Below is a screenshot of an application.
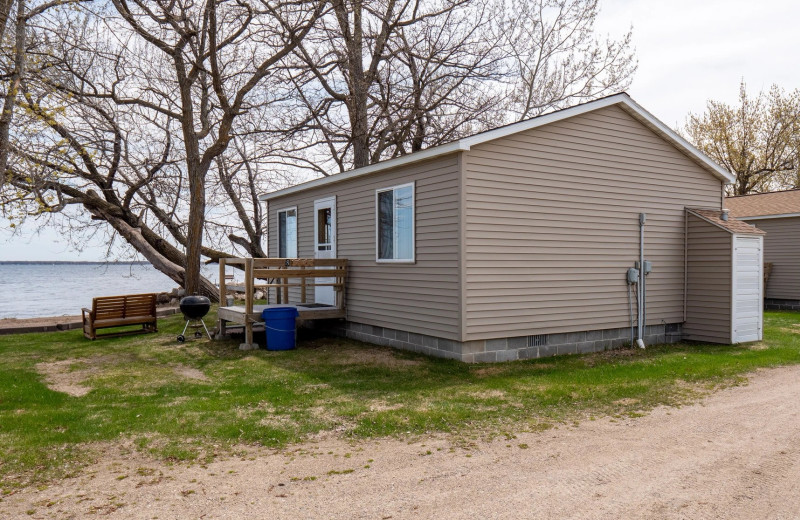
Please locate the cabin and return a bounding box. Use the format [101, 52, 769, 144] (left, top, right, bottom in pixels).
[727, 190, 800, 310]
[242, 93, 764, 362]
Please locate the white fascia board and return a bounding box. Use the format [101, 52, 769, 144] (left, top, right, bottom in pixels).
[258, 141, 469, 201]
[617, 97, 736, 184]
[259, 93, 735, 201]
[737, 212, 800, 221]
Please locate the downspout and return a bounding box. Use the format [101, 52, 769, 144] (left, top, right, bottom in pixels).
[683, 209, 688, 323]
[637, 213, 646, 348]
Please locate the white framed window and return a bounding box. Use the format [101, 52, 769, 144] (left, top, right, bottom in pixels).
[277, 207, 298, 258]
[375, 182, 415, 263]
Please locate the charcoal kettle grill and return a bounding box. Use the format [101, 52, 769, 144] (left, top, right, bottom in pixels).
[177, 295, 212, 342]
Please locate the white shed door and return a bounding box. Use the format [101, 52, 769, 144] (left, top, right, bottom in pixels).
[732, 236, 763, 343]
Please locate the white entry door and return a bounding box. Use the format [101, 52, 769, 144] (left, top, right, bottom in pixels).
[314, 196, 337, 306]
[732, 236, 763, 343]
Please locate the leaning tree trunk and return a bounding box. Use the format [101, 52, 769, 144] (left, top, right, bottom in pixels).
[91, 208, 219, 301]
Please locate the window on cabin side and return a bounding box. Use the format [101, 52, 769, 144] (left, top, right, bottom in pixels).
[278, 208, 297, 258]
[376, 183, 414, 261]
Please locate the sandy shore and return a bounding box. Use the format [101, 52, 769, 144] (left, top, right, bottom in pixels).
[0, 315, 82, 329]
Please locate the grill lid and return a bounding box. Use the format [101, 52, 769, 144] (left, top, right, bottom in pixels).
[179, 295, 211, 319]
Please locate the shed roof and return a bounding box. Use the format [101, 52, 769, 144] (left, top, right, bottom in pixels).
[725, 189, 800, 219]
[688, 208, 765, 235]
[259, 93, 735, 201]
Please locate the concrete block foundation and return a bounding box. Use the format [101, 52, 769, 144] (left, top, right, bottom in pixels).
[765, 298, 800, 311]
[331, 322, 684, 363]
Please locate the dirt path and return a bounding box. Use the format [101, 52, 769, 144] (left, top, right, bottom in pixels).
[6, 365, 800, 519]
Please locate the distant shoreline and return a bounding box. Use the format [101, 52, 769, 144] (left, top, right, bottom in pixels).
[0, 261, 151, 265]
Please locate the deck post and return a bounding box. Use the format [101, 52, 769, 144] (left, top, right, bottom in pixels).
[217, 258, 227, 339]
[240, 257, 256, 350]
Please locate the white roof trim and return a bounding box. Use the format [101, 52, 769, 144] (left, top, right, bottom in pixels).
[259, 93, 735, 201]
[737, 212, 800, 221]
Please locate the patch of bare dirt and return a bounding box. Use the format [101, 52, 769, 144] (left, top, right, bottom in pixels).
[34, 357, 107, 397]
[35, 355, 139, 397]
[35, 360, 93, 397]
[170, 365, 209, 381]
[9, 366, 800, 519]
[368, 400, 404, 412]
[467, 389, 507, 399]
[325, 347, 421, 367]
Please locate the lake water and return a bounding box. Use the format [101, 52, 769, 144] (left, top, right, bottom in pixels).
[0, 263, 219, 319]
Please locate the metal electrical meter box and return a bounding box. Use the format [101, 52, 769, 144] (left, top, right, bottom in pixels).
[643, 260, 652, 275]
[627, 267, 639, 284]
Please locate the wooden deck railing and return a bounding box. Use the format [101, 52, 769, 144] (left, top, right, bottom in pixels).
[218, 257, 348, 348]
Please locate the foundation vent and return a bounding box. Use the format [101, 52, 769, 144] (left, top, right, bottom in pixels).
[527, 334, 548, 347]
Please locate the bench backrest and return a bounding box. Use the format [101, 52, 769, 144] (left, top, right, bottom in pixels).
[92, 293, 157, 320]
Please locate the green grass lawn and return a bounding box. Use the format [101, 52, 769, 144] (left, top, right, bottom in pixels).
[2, 309, 800, 490]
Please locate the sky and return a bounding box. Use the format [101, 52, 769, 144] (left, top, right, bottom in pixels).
[2, 0, 799, 261]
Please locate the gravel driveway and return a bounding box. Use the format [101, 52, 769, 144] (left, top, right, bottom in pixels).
[7, 365, 800, 519]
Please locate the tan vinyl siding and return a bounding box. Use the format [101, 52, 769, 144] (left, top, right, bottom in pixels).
[683, 214, 732, 343]
[267, 155, 462, 340]
[462, 104, 723, 340]
[750, 217, 800, 300]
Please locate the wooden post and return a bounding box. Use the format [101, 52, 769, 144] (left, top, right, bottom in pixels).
[283, 276, 289, 304]
[218, 258, 227, 338]
[241, 257, 255, 349]
[301, 276, 307, 304]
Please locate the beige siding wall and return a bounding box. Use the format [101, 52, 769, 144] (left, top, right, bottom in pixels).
[683, 214, 732, 343]
[267, 155, 462, 340]
[750, 217, 800, 300]
[462, 104, 723, 340]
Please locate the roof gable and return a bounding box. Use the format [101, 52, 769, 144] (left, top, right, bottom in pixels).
[260, 93, 734, 201]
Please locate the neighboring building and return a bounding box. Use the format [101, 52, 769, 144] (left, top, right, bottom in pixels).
[258, 93, 764, 362]
[727, 190, 800, 309]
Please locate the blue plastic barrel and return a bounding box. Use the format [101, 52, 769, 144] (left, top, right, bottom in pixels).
[262, 307, 300, 351]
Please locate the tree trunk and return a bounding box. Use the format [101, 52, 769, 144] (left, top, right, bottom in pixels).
[346, 0, 370, 169]
[185, 167, 206, 295]
[0, 0, 25, 179]
[89, 206, 219, 301]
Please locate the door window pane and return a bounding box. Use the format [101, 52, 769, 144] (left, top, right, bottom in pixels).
[317, 207, 332, 249]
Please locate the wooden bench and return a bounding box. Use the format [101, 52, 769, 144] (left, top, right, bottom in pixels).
[82, 293, 158, 340]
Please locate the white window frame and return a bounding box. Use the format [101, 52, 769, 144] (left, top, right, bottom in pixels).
[375, 182, 416, 264]
[276, 206, 298, 259]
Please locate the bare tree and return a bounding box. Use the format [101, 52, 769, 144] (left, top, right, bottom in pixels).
[499, 0, 635, 120]
[0, 0, 89, 185]
[1, 1, 324, 297]
[686, 81, 800, 195]
[286, 0, 501, 172]
[284, 0, 634, 174]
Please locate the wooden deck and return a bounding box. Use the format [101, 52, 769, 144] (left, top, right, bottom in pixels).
[217, 257, 347, 349]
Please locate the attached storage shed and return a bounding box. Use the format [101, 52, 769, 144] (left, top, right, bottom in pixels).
[258, 93, 765, 362]
[684, 209, 765, 344]
[726, 190, 800, 309]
